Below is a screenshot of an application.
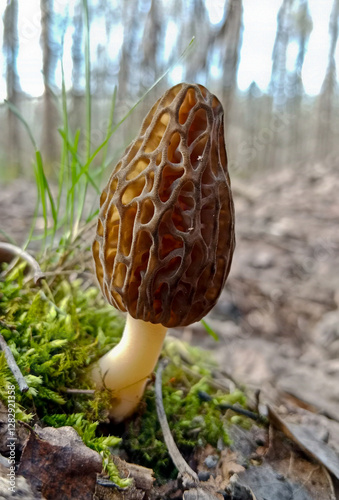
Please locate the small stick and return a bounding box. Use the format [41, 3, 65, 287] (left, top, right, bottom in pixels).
[62, 388, 95, 395]
[0, 319, 17, 331]
[155, 359, 199, 486]
[0, 333, 29, 393]
[0, 242, 45, 284]
[198, 391, 268, 425]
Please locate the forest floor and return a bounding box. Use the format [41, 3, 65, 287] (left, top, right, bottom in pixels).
[0, 158, 339, 499]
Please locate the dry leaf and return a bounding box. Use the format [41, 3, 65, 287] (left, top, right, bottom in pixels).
[218, 449, 245, 480]
[268, 406, 339, 480]
[18, 425, 102, 500]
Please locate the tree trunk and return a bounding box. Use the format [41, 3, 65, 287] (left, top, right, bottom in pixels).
[217, 0, 243, 131]
[3, 0, 22, 174]
[317, 0, 339, 160]
[71, 0, 84, 133]
[40, 0, 59, 167]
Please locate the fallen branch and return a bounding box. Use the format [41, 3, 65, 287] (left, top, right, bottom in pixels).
[0, 333, 29, 393]
[155, 358, 199, 487]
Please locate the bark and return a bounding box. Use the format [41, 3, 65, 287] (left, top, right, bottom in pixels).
[3, 0, 21, 173]
[40, 0, 59, 165]
[118, 0, 140, 101]
[70, 1, 84, 132]
[142, 0, 162, 85]
[317, 0, 339, 159]
[269, 0, 293, 108]
[217, 0, 243, 130]
[288, 0, 313, 164]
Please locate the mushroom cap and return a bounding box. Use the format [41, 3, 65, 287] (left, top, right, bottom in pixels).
[93, 83, 235, 328]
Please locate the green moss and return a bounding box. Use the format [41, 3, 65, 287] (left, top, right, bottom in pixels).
[0, 269, 250, 483]
[125, 340, 247, 479]
[0, 269, 127, 485]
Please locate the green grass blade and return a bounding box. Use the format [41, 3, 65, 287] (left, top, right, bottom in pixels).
[201, 319, 219, 342]
[101, 85, 117, 174]
[57, 130, 100, 194]
[36, 152, 57, 227]
[54, 57, 70, 243]
[82, 0, 91, 162]
[34, 151, 57, 250]
[80, 36, 197, 183]
[4, 100, 37, 150]
[23, 187, 40, 250]
[70, 130, 81, 238]
[0, 229, 17, 245]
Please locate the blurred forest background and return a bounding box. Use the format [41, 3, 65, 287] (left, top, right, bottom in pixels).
[0, 0, 339, 181]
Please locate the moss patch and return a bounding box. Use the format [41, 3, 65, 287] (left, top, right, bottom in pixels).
[0, 268, 250, 483]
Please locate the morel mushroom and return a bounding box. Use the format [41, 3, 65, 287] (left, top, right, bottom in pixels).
[91, 83, 235, 421]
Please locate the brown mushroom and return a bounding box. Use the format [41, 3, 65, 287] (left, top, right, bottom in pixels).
[91, 83, 235, 421]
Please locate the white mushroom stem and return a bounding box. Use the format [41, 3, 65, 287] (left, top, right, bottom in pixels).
[91, 313, 167, 422]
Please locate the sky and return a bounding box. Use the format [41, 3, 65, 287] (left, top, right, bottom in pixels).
[0, 0, 337, 101]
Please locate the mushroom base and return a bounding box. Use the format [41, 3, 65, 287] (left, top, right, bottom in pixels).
[91, 314, 167, 422]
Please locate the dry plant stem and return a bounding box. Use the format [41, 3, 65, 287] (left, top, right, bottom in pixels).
[155, 359, 199, 486]
[63, 388, 95, 395]
[0, 333, 29, 392]
[91, 314, 167, 421]
[0, 242, 45, 284]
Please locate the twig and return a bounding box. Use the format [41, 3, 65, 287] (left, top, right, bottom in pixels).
[155, 359, 199, 487]
[0, 334, 29, 393]
[0, 242, 45, 284]
[96, 476, 129, 491]
[0, 319, 17, 331]
[62, 388, 95, 395]
[198, 391, 268, 425]
[17, 420, 37, 436]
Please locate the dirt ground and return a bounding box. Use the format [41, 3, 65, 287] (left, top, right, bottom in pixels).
[1, 158, 339, 498]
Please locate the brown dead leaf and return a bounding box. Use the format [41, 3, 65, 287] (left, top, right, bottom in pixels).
[218, 449, 245, 480]
[268, 405, 339, 480]
[183, 487, 223, 500]
[18, 425, 102, 500]
[266, 416, 336, 499]
[277, 365, 339, 422]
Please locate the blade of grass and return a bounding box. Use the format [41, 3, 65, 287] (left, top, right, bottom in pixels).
[23, 185, 41, 250]
[36, 152, 57, 228]
[69, 36, 196, 192]
[70, 130, 81, 239]
[86, 85, 117, 219]
[4, 100, 57, 251]
[100, 85, 117, 176]
[33, 160, 47, 250]
[53, 56, 70, 246]
[34, 151, 57, 250]
[4, 100, 37, 150]
[57, 130, 100, 194]
[83, 0, 91, 162]
[74, 0, 92, 233]
[0, 229, 17, 245]
[201, 319, 219, 342]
